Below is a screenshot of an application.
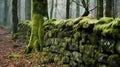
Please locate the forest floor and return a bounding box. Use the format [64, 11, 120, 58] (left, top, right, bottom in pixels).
[0, 28, 57, 67]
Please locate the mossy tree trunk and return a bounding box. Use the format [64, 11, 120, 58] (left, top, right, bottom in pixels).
[97, 0, 103, 19]
[24, 0, 48, 53]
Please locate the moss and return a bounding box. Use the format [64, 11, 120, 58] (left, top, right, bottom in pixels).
[74, 32, 81, 40]
[9, 53, 21, 58]
[97, 17, 113, 24]
[107, 54, 119, 64]
[52, 20, 64, 26]
[43, 18, 56, 26]
[94, 17, 120, 38]
[34, 17, 120, 66]
[88, 33, 97, 45]
[24, 14, 44, 53]
[111, 19, 120, 29]
[82, 45, 96, 64]
[79, 17, 90, 28]
[11, 33, 19, 39]
[72, 17, 83, 24]
[62, 64, 69, 67]
[18, 20, 31, 27]
[61, 56, 69, 64]
[70, 60, 77, 66]
[116, 41, 120, 53]
[102, 29, 119, 38]
[54, 55, 61, 64]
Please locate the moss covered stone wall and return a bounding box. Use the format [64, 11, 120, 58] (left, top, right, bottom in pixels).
[43, 17, 120, 67]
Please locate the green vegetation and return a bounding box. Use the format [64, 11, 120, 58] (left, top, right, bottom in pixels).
[19, 16, 120, 66]
[42, 17, 120, 66]
[9, 53, 21, 58]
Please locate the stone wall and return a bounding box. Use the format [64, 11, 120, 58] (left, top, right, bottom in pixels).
[43, 17, 120, 67]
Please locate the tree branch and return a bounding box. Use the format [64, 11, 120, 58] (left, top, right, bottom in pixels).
[72, 0, 84, 7]
[89, 6, 97, 11]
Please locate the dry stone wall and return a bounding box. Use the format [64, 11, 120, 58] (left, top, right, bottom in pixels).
[43, 17, 120, 67]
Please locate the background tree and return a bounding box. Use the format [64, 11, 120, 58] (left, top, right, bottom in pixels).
[54, 0, 57, 18]
[66, 0, 70, 19]
[50, 0, 54, 19]
[81, 0, 89, 16]
[12, 0, 18, 33]
[4, 0, 8, 27]
[97, 0, 103, 19]
[105, 0, 112, 17]
[76, 0, 80, 17]
[72, 0, 94, 16]
[25, 0, 31, 20]
[24, 0, 48, 53]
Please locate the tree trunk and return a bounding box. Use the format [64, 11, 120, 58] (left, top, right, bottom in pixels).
[54, 0, 57, 18]
[25, 0, 31, 20]
[97, 0, 103, 19]
[66, 0, 70, 19]
[24, 0, 48, 53]
[12, 0, 18, 33]
[4, 0, 8, 27]
[105, 0, 112, 17]
[50, 0, 54, 19]
[81, 0, 90, 16]
[76, 0, 80, 17]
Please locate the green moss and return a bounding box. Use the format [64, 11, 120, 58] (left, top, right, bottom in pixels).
[97, 17, 113, 24]
[107, 54, 119, 64]
[24, 14, 44, 53]
[18, 20, 31, 27]
[94, 17, 120, 38]
[94, 23, 111, 33]
[62, 64, 69, 67]
[70, 60, 77, 66]
[18, 20, 31, 42]
[54, 55, 61, 64]
[24, 16, 120, 66]
[79, 17, 90, 28]
[43, 18, 56, 26]
[9, 53, 21, 58]
[102, 29, 119, 37]
[82, 45, 96, 64]
[11, 33, 19, 39]
[116, 41, 120, 53]
[74, 32, 81, 40]
[72, 17, 83, 24]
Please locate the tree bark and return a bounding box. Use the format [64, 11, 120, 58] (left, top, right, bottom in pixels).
[66, 0, 70, 19]
[105, 0, 112, 17]
[12, 0, 18, 33]
[76, 0, 80, 17]
[81, 0, 90, 16]
[4, 0, 8, 27]
[24, 0, 48, 53]
[97, 0, 103, 19]
[25, 0, 32, 20]
[54, 0, 57, 18]
[50, 0, 54, 18]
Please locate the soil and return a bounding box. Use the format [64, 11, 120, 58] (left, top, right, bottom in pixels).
[0, 28, 57, 67]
